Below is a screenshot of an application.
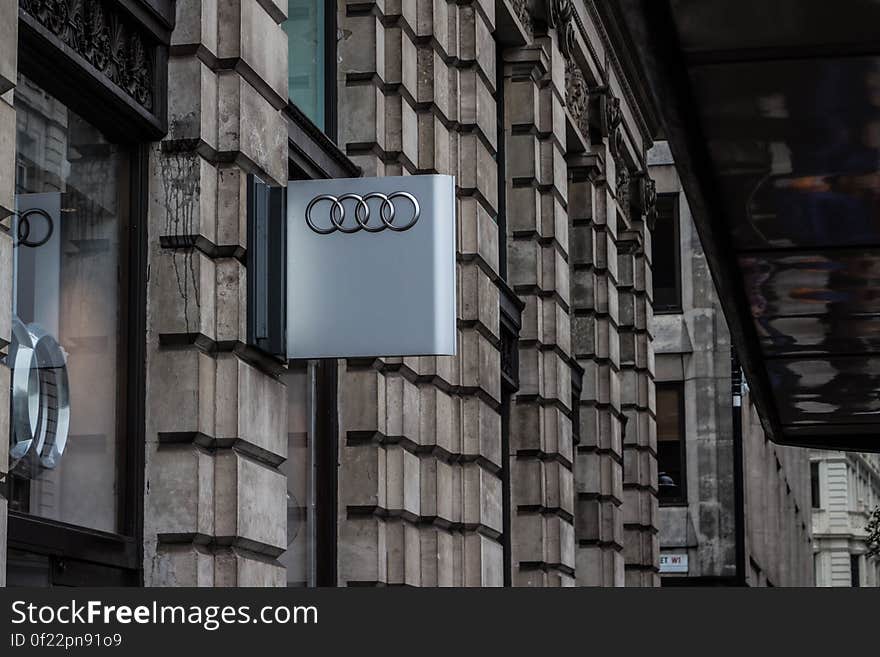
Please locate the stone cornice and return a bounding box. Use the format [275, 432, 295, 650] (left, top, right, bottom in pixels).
[577, 0, 661, 147]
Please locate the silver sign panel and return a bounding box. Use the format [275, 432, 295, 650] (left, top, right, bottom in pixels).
[287, 175, 456, 359]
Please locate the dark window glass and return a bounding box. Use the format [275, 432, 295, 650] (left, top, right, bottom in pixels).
[279, 362, 315, 587]
[653, 193, 681, 312]
[657, 383, 686, 504]
[284, 0, 327, 130]
[810, 461, 821, 508]
[851, 554, 861, 587]
[9, 75, 129, 533]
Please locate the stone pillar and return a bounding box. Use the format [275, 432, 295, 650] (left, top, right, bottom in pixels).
[569, 157, 626, 586]
[503, 31, 576, 586]
[0, 0, 17, 588]
[143, 0, 289, 586]
[613, 165, 659, 587]
[336, 0, 504, 586]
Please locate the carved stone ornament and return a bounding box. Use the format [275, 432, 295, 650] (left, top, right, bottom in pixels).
[500, 325, 519, 388]
[643, 177, 657, 229]
[625, 173, 658, 227]
[565, 57, 589, 137]
[531, 0, 576, 59]
[616, 166, 630, 220]
[21, 0, 155, 111]
[511, 0, 534, 35]
[588, 88, 622, 146]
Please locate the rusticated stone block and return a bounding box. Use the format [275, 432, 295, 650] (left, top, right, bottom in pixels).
[462, 463, 503, 533]
[153, 151, 218, 247]
[415, 111, 454, 174]
[151, 349, 216, 438]
[167, 58, 218, 149]
[385, 445, 421, 516]
[214, 450, 286, 553]
[542, 406, 573, 462]
[420, 458, 454, 522]
[214, 164, 248, 248]
[217, 72, 287, 184]
[538, 84, 567, 147]
[384, 374, 420, 441]
[420, 527, 455, 586]
[546, 459, 575, 517]
[150, 247, 215, 338]
[214, 354, 286, 458]
[172, 0, 218, 54]
[338, 83, 386, 152]
[463, 533, 503, 586]
[461, 396, 501, 467]
[0, 365, 8, 471]
[217, 0, 288, 107]
[151, 544, 215, 587]
[341, 442, 387, 509]
[513, 459, 544, 508]
[541, 297, 571, 354]
[459, 328, 500, 403]
[0, 99, 16, 218]
[0, 7, 16, 95]
[340, 368, 387, 435]
[339, 13, 386, 81]
[458, 5, 496, 91]
[215, 548, 285, 586]
[458, 197, 499, 275]
[385, 520, 421, 585]
[338, 517, 387, 584]
[418, 385, 461, 455]
[459, 133, 498, 211]
[147, 444, 215, 537]
[459, 68, 496, 150]
[510, 402, 542, 453]
[460, 262, 500, 340]
[0, 231, 12, 343]
[0, 498, 6, 586]
[540, 141, 569, 202]
[576, 451, 623, 501]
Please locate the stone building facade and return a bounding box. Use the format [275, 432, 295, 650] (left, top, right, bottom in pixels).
[330, 0, 661, 587]
[650, 143, 814, 587]
[0, 0, 664, 587]
[812, 451, 880, 587]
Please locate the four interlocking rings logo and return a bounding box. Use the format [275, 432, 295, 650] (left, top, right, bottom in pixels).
[305, 192, 421, 234]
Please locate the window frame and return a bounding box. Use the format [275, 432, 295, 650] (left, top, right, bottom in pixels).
[810, 461, 821, 509]
[652, 192, 683, 314]
[656, 381, 688, 506]
[6, 44, 151, 587]
[851, 554, 861, 587]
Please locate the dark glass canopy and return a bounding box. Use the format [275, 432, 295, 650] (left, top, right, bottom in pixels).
[617, 0, 880, 451]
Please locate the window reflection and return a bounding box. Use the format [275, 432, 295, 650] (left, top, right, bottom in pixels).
[657, 383, 686, 504]
[9, 74, 129, 534]
[279, 362, 316, 586]
[284, 0, 326, 129]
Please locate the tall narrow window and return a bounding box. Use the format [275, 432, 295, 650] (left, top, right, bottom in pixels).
[657, 383, 686, 504]
[284, 0, 333, 134]
[811, 461, 821, 508]
[653, 193, 681, 312]
[851, 554, 861, 587]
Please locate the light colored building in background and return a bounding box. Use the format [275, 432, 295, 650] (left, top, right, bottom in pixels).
[649, 142, 814, 586]
[811, 451, 880, 586]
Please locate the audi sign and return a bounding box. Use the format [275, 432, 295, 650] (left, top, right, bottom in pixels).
[286, 175, 456, 359]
